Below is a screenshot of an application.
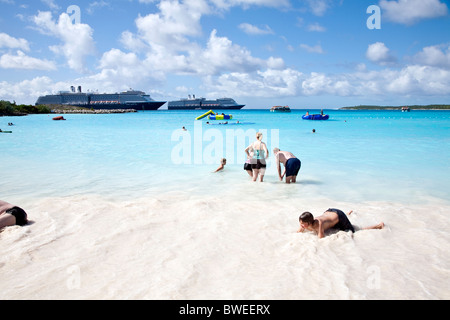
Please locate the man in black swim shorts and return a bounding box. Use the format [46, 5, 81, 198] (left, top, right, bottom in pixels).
[0, 200, 28, 230]
[325, 208, 355, 233]
[297, 209, 384, 239]
[273, 148, 301, 184]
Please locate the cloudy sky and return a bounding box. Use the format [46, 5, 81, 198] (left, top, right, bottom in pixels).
[0, 0, 449, 108]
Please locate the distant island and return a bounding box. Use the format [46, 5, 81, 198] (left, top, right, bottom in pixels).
[340, 105, 450, 110]
[1, 100, 52, 116]
[1, 100, 136, 116]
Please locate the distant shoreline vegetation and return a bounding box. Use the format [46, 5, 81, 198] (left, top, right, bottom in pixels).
[340, 105, 450, 110]
[0, 101, 136, 116]
[0, 100, 51, 116]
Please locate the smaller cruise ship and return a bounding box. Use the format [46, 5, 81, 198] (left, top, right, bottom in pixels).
[168, 95, 245, 110]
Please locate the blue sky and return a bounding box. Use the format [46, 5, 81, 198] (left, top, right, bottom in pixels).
[0, 0, 449, 109]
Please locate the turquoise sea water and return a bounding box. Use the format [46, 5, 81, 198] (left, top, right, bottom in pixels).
[2, 109, 450, 300]
[1, 109, 449, 205]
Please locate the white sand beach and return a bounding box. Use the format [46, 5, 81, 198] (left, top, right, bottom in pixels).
[1, 190, 449, 300]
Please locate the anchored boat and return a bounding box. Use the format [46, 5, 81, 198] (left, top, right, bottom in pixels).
[270, 106, 291, 112]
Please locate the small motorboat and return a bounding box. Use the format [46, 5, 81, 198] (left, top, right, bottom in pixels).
[270, 106, 291, 112]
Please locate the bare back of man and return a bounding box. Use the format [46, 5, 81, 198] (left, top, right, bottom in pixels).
[0, 200, 16, 230]
[306, 211, 344, 238]
[0, 200, 28, 230]
[276, 151, 295, 166]
[274, 149, 300, 183]
[298, 209, 384, 239]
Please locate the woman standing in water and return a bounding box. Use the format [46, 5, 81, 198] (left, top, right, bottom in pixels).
[245, 132, 269, 182]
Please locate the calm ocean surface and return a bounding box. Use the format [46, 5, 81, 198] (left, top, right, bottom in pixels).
[1, 109, 449, 204]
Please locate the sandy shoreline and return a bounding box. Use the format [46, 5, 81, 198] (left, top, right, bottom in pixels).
[1, 192, 449, 300]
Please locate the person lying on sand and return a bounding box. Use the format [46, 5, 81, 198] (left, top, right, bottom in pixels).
[297, 208, 384, 239]
[0, 200, 28, 230]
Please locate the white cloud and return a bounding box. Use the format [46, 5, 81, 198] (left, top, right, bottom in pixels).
[385, 65, 450, 95]
[0, 76, 56, 104]
[202, 61, 450, 100]
[87, 1, 110, 15]
[33, 11, 95, 73]
[300, 43, 324, 54]
[98, 49, 143, 78]
[199, 29, 265, 75]
[135, 0, 289, 41]
[204, 68, 355, 98]
[259, 69, 304, 96]
[210, 0, 289, 10]
[379, 0, 448, 25]
[85, 24, 286, 96]
[304, 0, 333, 16]
[413, 44, 450, 68]
[239, 23, 274, 35]
[307, 23, 326, 32]
[123, 0, 283, 78]
[4, 62, 450, 105]
[204, 68, 303, 98]
[175, 85, 189, 93]
[132, 0, 208, 53]
[366, 42, 396, 65]
[90, 48, 166, 90]
[120, 31, 149, 53]
[0, 50, 57, 70]
[41, 0, 60, 10]
[0, 32, 30, 51]
[301, 72, 354, 96]
[266, 57, 285, 69]
[138, 0, 290, 8]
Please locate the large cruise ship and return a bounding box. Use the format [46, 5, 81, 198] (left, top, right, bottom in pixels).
[35, 86, 166, 110]
[168, 95, 245, 110]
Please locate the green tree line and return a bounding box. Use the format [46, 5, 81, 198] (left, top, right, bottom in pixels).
[0, 100, 51, 116]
